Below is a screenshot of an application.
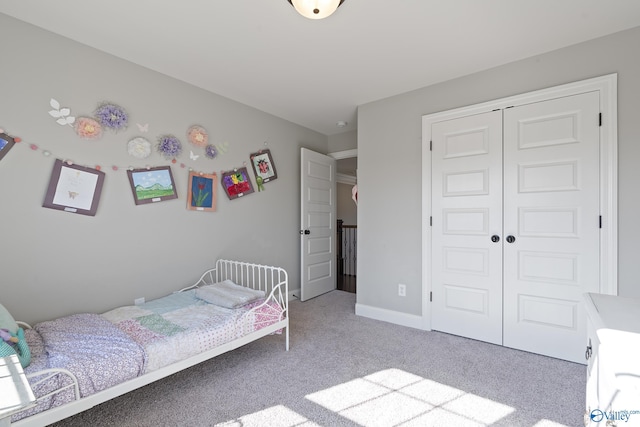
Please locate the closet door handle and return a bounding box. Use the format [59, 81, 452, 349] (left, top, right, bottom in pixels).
[491, 235, 500, 243]
[506, 235, 516, 243]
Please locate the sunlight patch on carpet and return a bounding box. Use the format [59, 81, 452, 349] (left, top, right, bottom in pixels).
[214, 368, 574, 427]
[531, 420, 572, 427]
[215, 404, 320, 427]
[305, 368, 515, 426]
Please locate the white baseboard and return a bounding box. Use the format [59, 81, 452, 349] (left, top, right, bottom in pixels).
[355, 303, 424, 330]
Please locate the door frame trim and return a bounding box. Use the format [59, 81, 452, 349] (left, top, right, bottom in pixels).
[329, 149, 357, 184]
[421, 73, 618, 330]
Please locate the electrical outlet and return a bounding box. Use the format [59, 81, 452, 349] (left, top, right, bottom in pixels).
[134, 297, 145, 305]
[398, 283, 406, 297]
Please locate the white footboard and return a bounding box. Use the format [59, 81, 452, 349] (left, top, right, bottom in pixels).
[180, 258, 289, 350]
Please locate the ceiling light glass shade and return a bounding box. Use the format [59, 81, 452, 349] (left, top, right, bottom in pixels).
[288, 0, 344, 20]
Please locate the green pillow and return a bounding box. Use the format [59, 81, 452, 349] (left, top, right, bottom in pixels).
[0, 302, 18, 334]
[0, 328, 31, 368]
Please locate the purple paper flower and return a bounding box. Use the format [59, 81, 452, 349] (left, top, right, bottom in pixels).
[205, 144, 218, 159]
[94, 103, 128, 131]
[157, 134, 182, 159]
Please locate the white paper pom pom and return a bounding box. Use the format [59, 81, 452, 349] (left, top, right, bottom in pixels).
[128, 137, 151, 159]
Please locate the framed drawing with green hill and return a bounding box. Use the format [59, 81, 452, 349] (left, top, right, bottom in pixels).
[127, 166, 178, 205]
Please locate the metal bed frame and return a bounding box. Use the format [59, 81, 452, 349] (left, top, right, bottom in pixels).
[12, 259, 288, 427]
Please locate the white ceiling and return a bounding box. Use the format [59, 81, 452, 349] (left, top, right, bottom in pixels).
[2, 1, 640, 136]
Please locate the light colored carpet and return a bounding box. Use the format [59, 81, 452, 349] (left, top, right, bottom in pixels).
[51, 290, 585, 427]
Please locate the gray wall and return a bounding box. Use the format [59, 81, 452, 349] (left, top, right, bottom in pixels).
[328, 130, 357, 152]
[358, 26, 640, 317]
[0, 15, 327, 323]
[337, 183, 357, 225]
[331, 129, 358, 235]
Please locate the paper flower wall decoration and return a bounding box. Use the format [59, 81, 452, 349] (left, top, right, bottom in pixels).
[94, 102, 128, 131]
[128, 137, 152, 159]
[75, 117, 103, 140]
[157, 134, 182, 159]
[187, 125, 208, 147]
[205, 144, 218, 159]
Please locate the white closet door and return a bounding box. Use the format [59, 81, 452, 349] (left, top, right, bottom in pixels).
[431, 111, 504, 345]
[502, 91, 600, 363]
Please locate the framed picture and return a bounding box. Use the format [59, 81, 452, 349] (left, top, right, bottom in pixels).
[250, 149, 277, 183]
[0, 133, 16, 162]
[221, 167, 254, 200]
[187, 171, 217, 212]
[43, 159, 106, 216]
[127, 166, 178, 205]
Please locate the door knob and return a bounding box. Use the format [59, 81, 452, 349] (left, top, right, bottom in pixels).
[491, 235, 500, 243]
[299, 229, 311, 235]
[506, 235, 516, 243]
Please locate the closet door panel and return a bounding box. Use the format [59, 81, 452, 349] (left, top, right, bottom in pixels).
[431, 111, 503, 345]
[502, 91, 600, 364]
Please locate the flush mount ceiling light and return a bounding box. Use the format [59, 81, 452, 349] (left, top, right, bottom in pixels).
[287, 0, 345, 20]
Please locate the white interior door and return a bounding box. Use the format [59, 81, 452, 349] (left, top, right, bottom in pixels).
[299, 148, 336, 301]
[431, 111, 504, 345]
[502, 91, 600, 364]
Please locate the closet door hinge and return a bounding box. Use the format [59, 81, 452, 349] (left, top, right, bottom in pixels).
[430, 140, 432, 151]
[430, 291, 432, 302]
[599, 113, 602, 127]
[430, 216, 432, 226]
[599, 215, 602, 229]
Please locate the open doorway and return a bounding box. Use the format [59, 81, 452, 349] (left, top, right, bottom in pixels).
[331, 149, 357, 294]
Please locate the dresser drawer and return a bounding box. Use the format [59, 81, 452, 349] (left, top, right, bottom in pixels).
[584, 293, 640, 426]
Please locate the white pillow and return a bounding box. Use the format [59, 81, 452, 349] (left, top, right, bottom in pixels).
[195, 280, 265, 309]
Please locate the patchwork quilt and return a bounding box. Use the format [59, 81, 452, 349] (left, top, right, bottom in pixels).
[102, 289, 283, 373]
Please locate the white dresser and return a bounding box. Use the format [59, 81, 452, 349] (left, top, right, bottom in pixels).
[0, 355, 35, 427]
[584, 293, 640, 426]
